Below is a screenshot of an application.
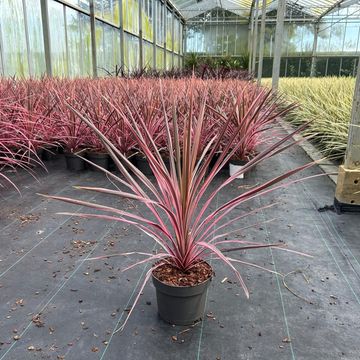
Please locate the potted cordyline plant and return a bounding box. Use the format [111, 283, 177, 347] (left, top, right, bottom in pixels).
[53, 86, 89, 171]
[0, 118, 39, 193]
[223, 86, 288, 179]
[81, 84, 119, 171]
[123, 81, 167, 175]
[42, 82, 313, 330]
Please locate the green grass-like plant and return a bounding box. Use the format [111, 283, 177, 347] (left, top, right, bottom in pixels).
[263, 77, 355, 159]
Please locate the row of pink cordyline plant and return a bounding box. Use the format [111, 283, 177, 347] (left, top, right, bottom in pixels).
[0, 77, 289, 189]
[0, 91, 49, 192]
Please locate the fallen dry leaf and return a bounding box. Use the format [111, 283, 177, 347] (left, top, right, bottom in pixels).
[32, 314, 44, 327]
[15, 299, 24, 307]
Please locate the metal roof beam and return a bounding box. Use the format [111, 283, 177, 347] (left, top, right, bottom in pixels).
[248, 0, 255, 23]
[316, 0, 348, 22]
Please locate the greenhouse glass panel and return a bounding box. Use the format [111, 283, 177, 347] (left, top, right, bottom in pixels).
[263, 25, 275, 57]
[341, 57, 358, 76]
[166, 8, 173, 50]
[343, 23, 360, 54]
[315, 57, 328, 76]
[65, 0, 90, 12]
[286, 58, 300, 77]
[80, 13, 92, 76]
[166, 51, 172, 69]
[174, 18, 180, 53]
[329, 20, 347, 54]
[95, 21, 105, 73]
[156, 47, 164, 69]
[327, 57, 341, 75]
[178, 54, 182, 68]
[113, 0, 120, 26]
[95, 0, 120, 26]
[144, 41, 153, 69]
[103, 24, 115, 73]
[142, 0, 154, 41]
[283, 23, 313, 56]
[186, 22, 248, 56]
[317, 24, 331, 54]
[49, 1, 67, 77]
[179, 22, 183, 55]
[25, 0, 46, 77]
[113, 28, 121, 71]
[234, 24, 248, 55]
[123, 33, 129, 71]
[299, 57, 311, 77]
[156, 1, 164, 46]
[124, 33, 139, 71]
[123, 0, 139, 35]
[186, 24, 204, 53]
[0, 0, 29, 77]
[66, 8, 82, 77]
[96, 23, 119, 75]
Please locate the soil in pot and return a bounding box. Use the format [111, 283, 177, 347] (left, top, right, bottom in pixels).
[86, 151, 110, 171]
[229, 159, 247, 179]
[65, 152, 85, 171]
[152, 260, 213, 325]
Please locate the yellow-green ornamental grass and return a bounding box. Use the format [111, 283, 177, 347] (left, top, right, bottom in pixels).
[264, 77, 355, 159]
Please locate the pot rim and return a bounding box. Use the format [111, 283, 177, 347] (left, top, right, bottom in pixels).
[151, 263, 213, 289]
[229, 159, 248, 166]
[86, 150, 109, 155]
[64, 151, 83, 156]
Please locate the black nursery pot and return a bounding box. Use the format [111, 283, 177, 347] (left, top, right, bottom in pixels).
[134, 155, 153, 175]
[65, 152, 85, 171]
[86, 151, 110, 171]
[42, 146, 58, 161]
[161, 156, 170, 171]
[209, 153, 229, 173]
[152, 274, 212, 326]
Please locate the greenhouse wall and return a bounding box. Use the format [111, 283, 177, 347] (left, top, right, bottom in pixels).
[184, 5, 360, 77]
[185, 9, 249, 56]
[0, 0, 184, 78]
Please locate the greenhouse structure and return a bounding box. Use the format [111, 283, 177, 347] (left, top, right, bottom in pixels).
[1, 1, 360, 359]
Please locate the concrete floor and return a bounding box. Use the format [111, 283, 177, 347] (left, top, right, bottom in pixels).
[0, 143, 359, 360]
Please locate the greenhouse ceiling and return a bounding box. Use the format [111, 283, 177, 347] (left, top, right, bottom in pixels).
[173, 0, 360, 20]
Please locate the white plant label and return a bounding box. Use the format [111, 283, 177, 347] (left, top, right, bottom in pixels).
[229, 163, 245, 179]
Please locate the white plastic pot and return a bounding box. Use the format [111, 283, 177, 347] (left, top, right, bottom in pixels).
[229, 161, 247, 179]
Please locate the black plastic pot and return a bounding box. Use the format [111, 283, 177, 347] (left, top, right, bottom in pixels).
[209, 153, 229, 173]
[42, 147, 58, 161]
[152, 273, 212, 325]
[65, 152, 85, 171]
[26, 150, 43, 167]
[162, 157, 170, 171]
[86, 151, 110, 171]
[134, 155, 153, 175]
